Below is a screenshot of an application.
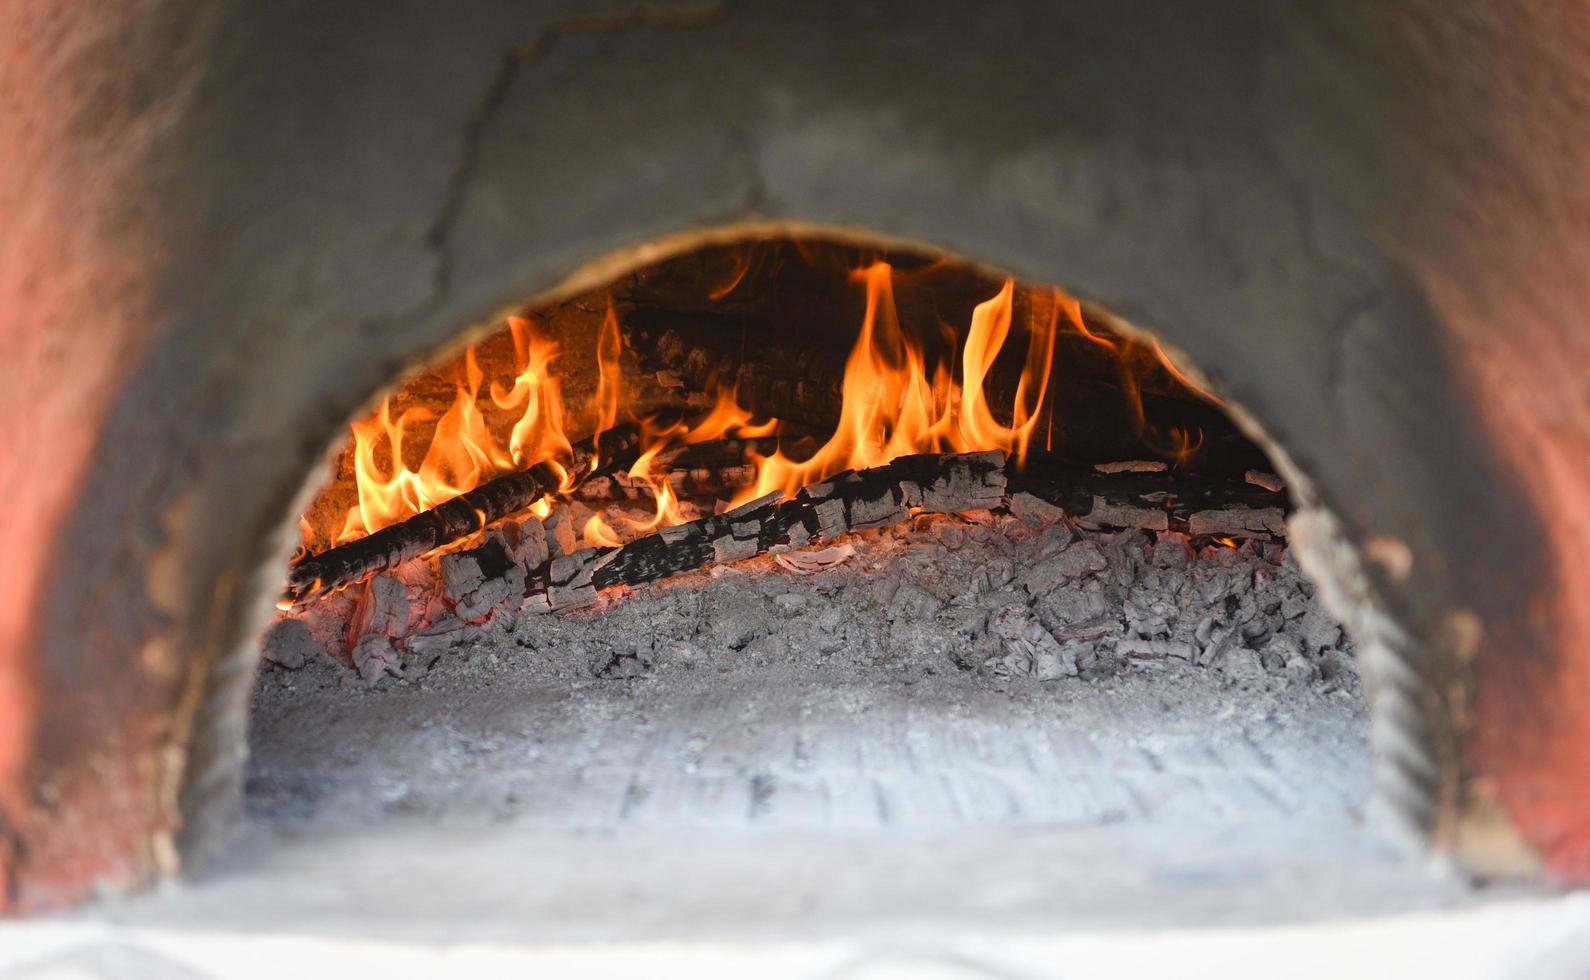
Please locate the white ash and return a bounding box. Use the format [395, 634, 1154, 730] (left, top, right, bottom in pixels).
[351, 574, 408, 639]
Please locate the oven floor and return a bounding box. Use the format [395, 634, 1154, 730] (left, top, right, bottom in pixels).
[245, 648, 1373, 836]
[52, 627, 1583, 976]
[149, 641, 1489, 938]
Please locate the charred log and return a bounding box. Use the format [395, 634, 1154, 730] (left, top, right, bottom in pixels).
[284, 423, 646, 604]
[515, 451, 1288, 608]
[1007, 456, 1288, 532]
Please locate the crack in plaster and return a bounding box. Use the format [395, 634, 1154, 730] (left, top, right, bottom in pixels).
[422, 1, 733, 311]
[1322, 289, 1381, 417]
[177, 0, 738, 875]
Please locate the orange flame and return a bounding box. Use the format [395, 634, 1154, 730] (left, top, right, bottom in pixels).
[492, 315, 573, 473]
[306, 249, 1223, 558]
[592, 301, 623, 440]
[1110, 325, 1219, 469]
[326, 318, 576, 546]
[706, 245, 763, 301]
[732, 262, 1058, 504]
[613, 383, 779, 534]
[583, 514, 623, 548]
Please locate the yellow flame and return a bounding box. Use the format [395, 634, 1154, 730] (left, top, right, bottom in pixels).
[327, 318, 576, 546]
[306, 248, 1223, 557]
[732, 262, 1058, 504]
[590, 302, 623, 451]
[583, 514, 623, 548]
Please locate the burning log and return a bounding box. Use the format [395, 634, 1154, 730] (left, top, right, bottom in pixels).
[291, 432, 1289, 617]
[283, 423, 645, 604]
[507, 450, 1287, 608]
[1005, 458, 1287, 533]
[494, 451, 1010, 611]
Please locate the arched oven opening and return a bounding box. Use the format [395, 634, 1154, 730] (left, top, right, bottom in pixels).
[8, 4, 1590, 967]
[233, 236, 1415, 924]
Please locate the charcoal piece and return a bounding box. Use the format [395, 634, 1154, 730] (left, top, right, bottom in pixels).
[762, 504, 815, 551]
[501, 516, 551, 569]
[918, 450, 1007, 513]
[1020, 541, 1107, 595]
[547, 582, 599, 610]
[262, 618, 316, 670]
[720, 490, 786, 555]
[1008, 491, 1065, 527]
[1079, 497, 1169, 531]
[1245, 470, 1285, 493]
[441, 540, 526, 622]
[406, 617, 476, 656]
[546, 547, 622, 609]
[887, 583, 940, 621]
[712, 532, 761, 563]
[1095, 460, 1168, 474]
[989, 603, 1077, 679]
[1298, 606, 1343, 655]
[591, 640, 656, 679]
[592, 522, 713, 589]
[1117, 639, 1198, 662]
[548, 546, 617, 589]
[352, 634, 402, 682]
[1188, 506, 1287, 537]
[847, 486, 908, 529]
[810, 496, 848, 540]
[543, 507, 579, 558]
[351, 574, 408, 641]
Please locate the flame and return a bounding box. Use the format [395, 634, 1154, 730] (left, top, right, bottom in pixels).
[1070, 301, 1118, 351]
[1012, 291, 1062, 459]
[303, 248, 1225, 560]
[707, 245, 762, 300]
[590, 302, 623, 451]
[324, 318, 576, 546]
[583, 514, 623, 548]
[1111, 326, 1218, 469]
[615, 383, 778, 534]
[492, 315, 573, 472]
[732, 262, 1058, 504]
[1149, 338, 1216, 402]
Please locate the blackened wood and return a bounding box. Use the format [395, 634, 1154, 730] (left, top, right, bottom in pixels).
[577, 451, 1289, 596]
[1006, 453, 1289, 532]
[586, 452, 1001, 591]
[580, 435, 795, 501]
[297, 447, 1290, 610]
[284, 423, 644, 604]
